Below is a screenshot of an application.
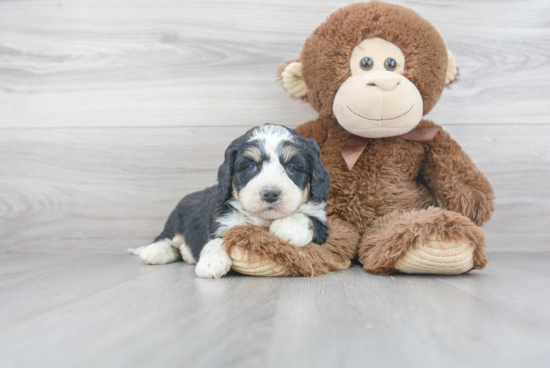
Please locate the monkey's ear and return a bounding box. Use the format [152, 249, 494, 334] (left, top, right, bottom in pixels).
[445, 50, 459, 86]
[280, 61, 308, 98]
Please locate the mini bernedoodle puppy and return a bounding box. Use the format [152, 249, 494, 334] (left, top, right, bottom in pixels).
[128, 124, 331, 278]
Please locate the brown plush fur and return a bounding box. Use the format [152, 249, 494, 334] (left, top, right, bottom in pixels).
[223, 217, 360, 276]
[226, 1, 494, 275]
[296, 118, 495, 231]
[293, 1, 449, 117]
[359, 207, 488, 275]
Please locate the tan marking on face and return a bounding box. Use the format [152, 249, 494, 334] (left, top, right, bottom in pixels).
[244, 147, 262, 162]
[301, 184, 310, 203]
[232, 185, 240, 201]
[281, 145, 298, 163]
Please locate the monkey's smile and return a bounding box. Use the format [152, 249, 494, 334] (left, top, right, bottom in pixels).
[347, 104, 414, 121]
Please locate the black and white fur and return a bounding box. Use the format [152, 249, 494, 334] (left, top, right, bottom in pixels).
[128, 124, 331, 278]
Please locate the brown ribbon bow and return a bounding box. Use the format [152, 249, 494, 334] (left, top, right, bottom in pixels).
[340, 127, 441, 170]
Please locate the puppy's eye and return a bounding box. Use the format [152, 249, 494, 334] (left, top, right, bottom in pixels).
[246, 164, 257, 172]
[360, 57, 374, 71]
[285, 165, 297, 174]
[384, 58, 397, 71]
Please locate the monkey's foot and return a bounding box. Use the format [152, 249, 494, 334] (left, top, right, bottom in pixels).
[359, 207, 488, 275]
[393, 236, 475, 275]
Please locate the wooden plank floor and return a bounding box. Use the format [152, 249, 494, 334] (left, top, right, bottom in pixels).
[1, 252, 549, 368]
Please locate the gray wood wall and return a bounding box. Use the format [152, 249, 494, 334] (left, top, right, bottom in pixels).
[1, 0, 549, 254]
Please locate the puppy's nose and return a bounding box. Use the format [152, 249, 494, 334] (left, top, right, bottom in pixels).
[262, 190, 280, 203]
[363, 72, 401, 91]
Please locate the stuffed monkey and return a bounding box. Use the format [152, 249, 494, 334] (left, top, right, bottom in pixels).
[223, 1, 494, 276]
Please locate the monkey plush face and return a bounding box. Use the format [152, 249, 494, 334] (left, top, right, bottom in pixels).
[280, 1, 458, 139]
[333, 38, 424, 138]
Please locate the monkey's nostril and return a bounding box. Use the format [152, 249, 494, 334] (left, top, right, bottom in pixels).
[367, 83, 376, 86]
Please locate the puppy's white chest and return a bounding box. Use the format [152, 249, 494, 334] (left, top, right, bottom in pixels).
[215, 210, 271, 238]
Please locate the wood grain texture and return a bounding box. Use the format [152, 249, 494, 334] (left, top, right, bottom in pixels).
[0, 0, 549, 128]
[0, 124, 548, 253]
[0, 0, 549, 254]
[1, 252, 550, 368]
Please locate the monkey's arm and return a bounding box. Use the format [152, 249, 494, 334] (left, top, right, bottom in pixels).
[422, 125, 495, 226]
[295, 118, 329, 148]
[223, 216, 360, 276]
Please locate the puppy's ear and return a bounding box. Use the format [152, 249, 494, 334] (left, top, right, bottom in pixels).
[217, 144, 238, 203]
[217, 129, 254, 203]
[306, 138, 330, 203]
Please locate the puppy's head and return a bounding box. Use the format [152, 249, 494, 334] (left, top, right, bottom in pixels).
[217, 124, 330, 220]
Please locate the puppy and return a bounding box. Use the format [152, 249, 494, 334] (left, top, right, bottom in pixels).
[128, 124, 331, 278]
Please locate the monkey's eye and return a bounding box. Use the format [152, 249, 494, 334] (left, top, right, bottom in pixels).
[384, 58, 397, 71]
[246, 164, 257, 172]
[360, 57, 374, 71]
[285, 165, 297, 174]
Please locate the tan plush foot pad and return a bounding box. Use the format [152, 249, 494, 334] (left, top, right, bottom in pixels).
[230, 247, 292, 276]
[359, 207, 488, 275]
[394, 238, 474, 275]
[223, 217, 360, 277]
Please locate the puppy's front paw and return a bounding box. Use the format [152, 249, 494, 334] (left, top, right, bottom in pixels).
[139, 240, 180, 265]
[195, 239, 232, 279]
[269, 214, 313, 248]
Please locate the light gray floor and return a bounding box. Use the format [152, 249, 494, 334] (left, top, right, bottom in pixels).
[1, 252, 549, 368]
